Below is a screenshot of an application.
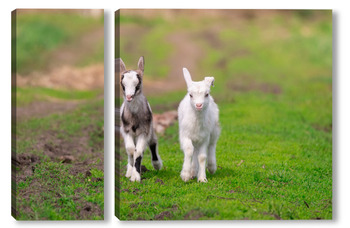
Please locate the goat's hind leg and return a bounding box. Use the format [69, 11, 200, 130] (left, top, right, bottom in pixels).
[149, 132, 162, 170]
[207, 126, 220, 174]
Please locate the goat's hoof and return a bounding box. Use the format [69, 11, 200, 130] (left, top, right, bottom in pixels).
[180, 171, 191, 182]
[208, 165, 217, 174]
[190, 169, 198, 178]
[198, 177, 208, 183]
[125, 164, 133, 178]
[152, 160, 162, 170]
[130, 174, 141, 182]
[130, 168, 141, 182]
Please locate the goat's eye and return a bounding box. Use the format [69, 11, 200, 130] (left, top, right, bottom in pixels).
[205, 93, 209, 97]
[189, 94, 193, 98]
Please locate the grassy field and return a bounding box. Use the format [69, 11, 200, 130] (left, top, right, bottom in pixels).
[13, 10, 104, 220]
[14, 99, 104, 220]
[117, 10, 332, 220]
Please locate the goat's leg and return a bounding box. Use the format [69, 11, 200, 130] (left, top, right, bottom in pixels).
[124, 134, 135, 178]
[180, 137, 194, 182]
[130, 134, 147, 182]
[149, 131, 162, 170]
[207, 143, 217, 174]
[197, 142, 209, 183]
[208, 125, 220, 174]
[190, 149, 198, 178]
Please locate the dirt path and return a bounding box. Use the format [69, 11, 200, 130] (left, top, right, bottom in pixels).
[16, 100, 81, 121]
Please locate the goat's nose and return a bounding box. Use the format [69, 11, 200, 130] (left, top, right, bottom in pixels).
[196, 103, 203, 108]
[126, 95, 133, 101]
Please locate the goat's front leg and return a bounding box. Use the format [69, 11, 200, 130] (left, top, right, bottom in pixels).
[180, 137, 194, 182]
[130, 134, 147, 182]
[197, 142, 209, 183]
[124, 134, 135, 178]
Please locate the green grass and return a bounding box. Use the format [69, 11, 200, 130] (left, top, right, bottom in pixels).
[16, 87, 101, 106]
[16, 162, 104, 220]
[14, 12, 103, 74]
[77, 39, 104, 67]
[117, 11, 332, 220]
[15, 100, 104, 220]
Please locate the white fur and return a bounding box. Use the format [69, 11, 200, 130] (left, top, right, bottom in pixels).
[122, 71, 140, 99]
[178, 68, 220, 182]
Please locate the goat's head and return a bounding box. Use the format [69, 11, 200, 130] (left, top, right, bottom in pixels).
[119, 56, 145, 102]
[182, 67, 214, 111]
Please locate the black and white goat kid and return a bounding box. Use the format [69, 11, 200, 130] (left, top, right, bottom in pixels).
[119, 56, 162, 182]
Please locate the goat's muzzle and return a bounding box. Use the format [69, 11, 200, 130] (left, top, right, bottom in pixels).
[126, 95, 133, 102]
[195, 103, 203, 110]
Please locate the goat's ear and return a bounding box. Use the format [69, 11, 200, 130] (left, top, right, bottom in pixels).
[118, 58, 127, 73]
[138, 56, 145, 72]
[183, 68, 193, 86]
[204, 77, 215, 87]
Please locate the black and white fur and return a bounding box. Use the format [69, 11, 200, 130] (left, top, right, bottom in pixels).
[119, 56, 162, 182]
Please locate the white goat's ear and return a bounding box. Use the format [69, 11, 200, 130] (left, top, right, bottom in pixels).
[183, 68, 193, 86]
[119, 58, 127, 73]
[138, 56, 145, 72]
[205, 77, 215, 87]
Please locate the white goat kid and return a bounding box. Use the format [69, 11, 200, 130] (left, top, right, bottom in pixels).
[119, 56, 162, 182]
[178, 68, 220, 183]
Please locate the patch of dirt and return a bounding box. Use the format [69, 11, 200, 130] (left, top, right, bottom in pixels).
[184, 209, 205, 220]
[153, 110, 178, 134]
[15, 113, 104, 185]
[13, 153, 41, 182]
[154, 211, 172, 220]
[16, 100, 83, 121]
[78, 202, 103, 220]
[155, 178, 164, 185]
[312, 123, 332, 133]
[31, 127, 103, 165]
[141, 165, 149, 173]
[260, 211, 282, 220]
[17, 64, 104, 91]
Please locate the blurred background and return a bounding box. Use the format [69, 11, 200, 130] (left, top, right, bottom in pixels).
[117, 9, 332, 220]
[13, 9, 104, 220]
[15, 9, 104, 114]
[118, 9, 332, 113]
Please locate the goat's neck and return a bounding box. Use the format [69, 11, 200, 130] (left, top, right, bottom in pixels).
[192, 104, 209, 123]
[124, 94, 145, 114]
